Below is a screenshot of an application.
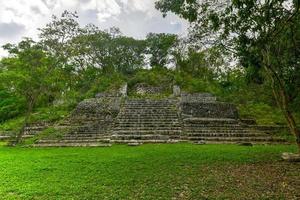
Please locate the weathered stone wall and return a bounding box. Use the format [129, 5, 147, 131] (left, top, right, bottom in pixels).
[71, 97, 122, 132]
[181, 93, 217, 103]
[135, 83, 165, 95]
[181, 102, 239, 119]
[73, 97, 121, 117]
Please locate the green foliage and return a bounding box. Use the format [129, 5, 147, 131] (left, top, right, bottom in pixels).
[146, 33, 178, 67]
[0, 116, 25, 132]
[128, 67, 173, 87]
[23, 127, 70, 146]
[238, 103, 286, 125]
[84, 72, 127, 98]
[30, 106, 70, 124]
[39, 11, 146, 75]
[0, 103, 73, 134]
[174, 71, 220, 94]
[0, 89, 25, 122]
[1, 39, 63, 113]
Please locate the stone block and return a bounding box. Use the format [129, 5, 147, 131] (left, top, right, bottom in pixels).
[181, 102, 239, 119]
[282, 153, 300, 162]
[173, 85, 181, 97]
[128, 142, 141, 146]
[194, 140, 206, 145]
[181, 93, 217, 103]
[119, 83, 127, 97]
[135, 83, 164, 95]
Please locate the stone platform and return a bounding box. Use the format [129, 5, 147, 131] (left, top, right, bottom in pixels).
[30, 90, 287, 147]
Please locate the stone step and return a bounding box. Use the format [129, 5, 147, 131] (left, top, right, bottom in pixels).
[60, 137, 109, 141]
[117, 114, 178, 117]
[115, 121, 181, 124]
[0, 135, 10, 140]
[121, 109, 177, 111]
[125, 101, 176, 103]
[123, 103, 176, 106]
[122, 106, 176, 109]
[75, 127, 110, 132]
[63, 134, 111, 139]
[62, 137, 110, 140]
[38, 139, 111, 143]
[68, 123, 110, 127]
[113, 127, 182, 131]
[119, 113, 178, 117]
[71, 116, 109, 119]
[69, 131, 109, 135]
[34, 143, 112, 147]
[113, 130, 182, 135]
[123, 107, 176, 110]
[184, 124, 241, 127]
[123, 106, 176, 109]
[119, 112, 178, 115]
[183, 126, 247, 130]
[22, 135, 36, 138]
[117, 118, 179, 121]
[122, 105, 176, 108]
[114, 124, 181, 128]
[65, 133, 109, 136]
[24, 131, 41, 135]
[111, 134, 180, 140]
[24, 126, 45, 131]
[184, 133, 268, 137]
[195, 141, 288, 144]
[116, 116, 179, 122]
[115, 122, 181, 126]
[115, 115, 179, 122]
[184, 118, 238, 124]
[183, 129, 254, 133]
[125, 101, 176, 104]
[115, 123, 181, 126]
[187, 136, 285, 142]
[111, 139, 180, 144]
[70, 120, 112, 124]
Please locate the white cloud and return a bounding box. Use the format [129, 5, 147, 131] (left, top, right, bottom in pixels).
[95, 0, 122, 22]
[0, 0, 188, 57]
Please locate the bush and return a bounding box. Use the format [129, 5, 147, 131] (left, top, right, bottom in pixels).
[238, 103, 286, 125]
[0, 90, 25, 123]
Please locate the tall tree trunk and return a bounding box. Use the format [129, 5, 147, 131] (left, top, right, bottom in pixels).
[263, 50, 300, 153]
[278, 88, 300, 152]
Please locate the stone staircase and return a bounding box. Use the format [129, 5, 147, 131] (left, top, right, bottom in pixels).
[23, 125, 47, 138]
[36, 123, 112, 147]
[34, 97, 120, 147]
[182, 118, 285, 144]
[111, 99, 182, 143]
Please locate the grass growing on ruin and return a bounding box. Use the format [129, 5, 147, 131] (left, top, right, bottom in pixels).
[0, 144, 299, 200]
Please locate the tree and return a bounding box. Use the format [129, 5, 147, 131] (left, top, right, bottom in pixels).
[0, 39, 59, 143]
[155, 0, 300, 151]
[39, 11, 146, 76]
[146, 33, 178, 67]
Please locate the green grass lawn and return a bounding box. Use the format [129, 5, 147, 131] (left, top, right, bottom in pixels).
[0, 144, 299, 200]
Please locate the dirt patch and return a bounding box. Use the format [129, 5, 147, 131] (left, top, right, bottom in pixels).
[180, 162, 300, 200]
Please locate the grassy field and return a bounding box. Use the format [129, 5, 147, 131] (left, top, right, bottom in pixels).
[0, 144, 299, 200]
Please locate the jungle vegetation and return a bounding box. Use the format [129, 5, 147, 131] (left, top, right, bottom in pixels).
[0, 1, 299, 148]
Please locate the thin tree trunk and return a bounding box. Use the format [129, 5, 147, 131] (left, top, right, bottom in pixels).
[14, 100, 34, 144]
[263, 49, 300, 153]
[278, 88, 300, 152]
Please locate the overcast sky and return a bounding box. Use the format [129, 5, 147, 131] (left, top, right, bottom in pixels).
[0, 0, 189, 57]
